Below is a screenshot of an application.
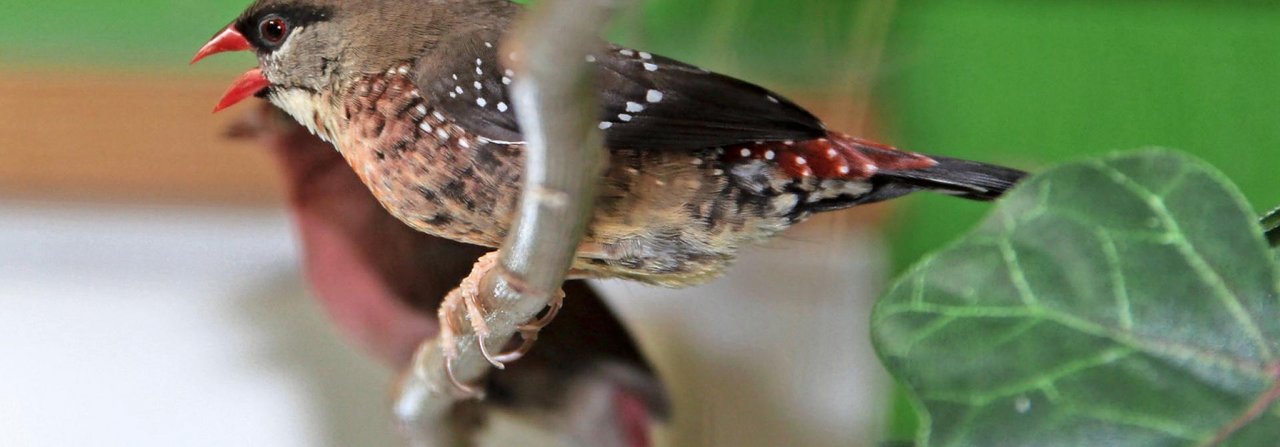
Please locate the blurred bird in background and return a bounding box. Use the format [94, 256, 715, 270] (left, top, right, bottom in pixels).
[230, 103, 667, 446]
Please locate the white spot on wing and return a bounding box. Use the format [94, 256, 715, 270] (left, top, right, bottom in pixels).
[497, 102, 508, 112]
[643, 63, 658, 72]
[646, 89, 664, 103]
[476, 98, 488, 107]
[625, 102, 644, 113]
[617, 113, 633, 122]
[599, 121, 613, 130]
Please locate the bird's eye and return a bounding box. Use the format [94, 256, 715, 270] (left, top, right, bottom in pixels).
[259, 16, 289, 45]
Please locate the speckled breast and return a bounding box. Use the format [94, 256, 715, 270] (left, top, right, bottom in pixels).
[336, 67, 525, 248]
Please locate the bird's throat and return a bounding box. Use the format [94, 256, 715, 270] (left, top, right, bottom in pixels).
[268, 88, 341, 146]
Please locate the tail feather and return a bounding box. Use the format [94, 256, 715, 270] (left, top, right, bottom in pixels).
[799, 154, 1027, 215]
[777, 133, 1028, 214]
[878, 155, 1028, 201]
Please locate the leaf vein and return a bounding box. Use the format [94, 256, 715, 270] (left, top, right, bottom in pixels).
[1097, 230, 1135, 330]
[999, 239, 1041, 306]
[1091, 162, 1275, 362]
[925, 347, 1135, 406]
[886, 303, 1271, 378]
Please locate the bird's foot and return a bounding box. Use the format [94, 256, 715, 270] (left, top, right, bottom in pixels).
[487, 286, 565, 365]
[437, 286, 485, 398]
[437, 251, 568, 394]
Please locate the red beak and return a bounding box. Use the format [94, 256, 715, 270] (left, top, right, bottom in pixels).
[214, 68, 271, 113]
[191, 26, 252, 64]
[192, 25, 269, 113]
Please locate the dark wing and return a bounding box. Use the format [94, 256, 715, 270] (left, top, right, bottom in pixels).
[593, 46, 826, 150]
[415, 29, 526, 144]
[417, 32, 827, 150]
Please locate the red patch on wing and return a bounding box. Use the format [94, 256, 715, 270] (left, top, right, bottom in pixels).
[720, 132, 936, 180]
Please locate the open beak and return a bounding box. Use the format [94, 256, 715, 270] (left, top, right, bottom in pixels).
[192, 25, 270, 113]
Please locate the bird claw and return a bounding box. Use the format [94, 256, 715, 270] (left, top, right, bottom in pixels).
[476, 332, 506, 369]
[489, 324, 543, 364]
[487, 286, 564, 364]
[435, 290, 485, 398]
[523, 288, 565, 331]
[444, 355, 483, 398]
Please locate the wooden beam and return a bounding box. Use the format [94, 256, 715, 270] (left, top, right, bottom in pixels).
[0, 70, 282, 205]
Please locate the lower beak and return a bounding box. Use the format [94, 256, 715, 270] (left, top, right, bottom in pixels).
[215, 68, 271, 113]
[192, 25, 269, 113]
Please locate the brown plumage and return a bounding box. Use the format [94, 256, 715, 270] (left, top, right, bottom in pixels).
[195, 0, 1027, 419]
[196, 0, 1025, 287]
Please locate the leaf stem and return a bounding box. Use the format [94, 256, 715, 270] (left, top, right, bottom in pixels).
[1261, 206, 1280, 247]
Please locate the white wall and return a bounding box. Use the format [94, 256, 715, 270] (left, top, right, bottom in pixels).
[0, 202, 889, 446]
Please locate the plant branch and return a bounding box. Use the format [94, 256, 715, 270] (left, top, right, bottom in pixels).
[393, 0, 621, 444]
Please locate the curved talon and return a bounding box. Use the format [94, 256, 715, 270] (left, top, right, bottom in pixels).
[444, 355, 483, 398]
[488, 289, 563, 363]
[489, 327, 540, 364]
[476, 332, 507, 369]
[524, 291, 564, 331]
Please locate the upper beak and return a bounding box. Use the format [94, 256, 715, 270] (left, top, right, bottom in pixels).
[192, 25, 270, 113]
[191, 25, 253, 64]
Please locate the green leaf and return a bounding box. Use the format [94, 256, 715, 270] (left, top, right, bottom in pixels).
[873, 150, 1280, 446]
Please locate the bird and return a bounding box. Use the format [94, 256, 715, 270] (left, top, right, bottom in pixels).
[232, 103, 667, 445]
[194, 0, 1026, 377]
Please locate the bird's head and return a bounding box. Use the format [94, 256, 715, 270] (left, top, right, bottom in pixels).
[192, 0, 448, 113]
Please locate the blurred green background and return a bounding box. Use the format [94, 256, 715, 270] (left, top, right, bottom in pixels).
[3, 0, 1277, 443]
[4, 0, 1273, 246]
